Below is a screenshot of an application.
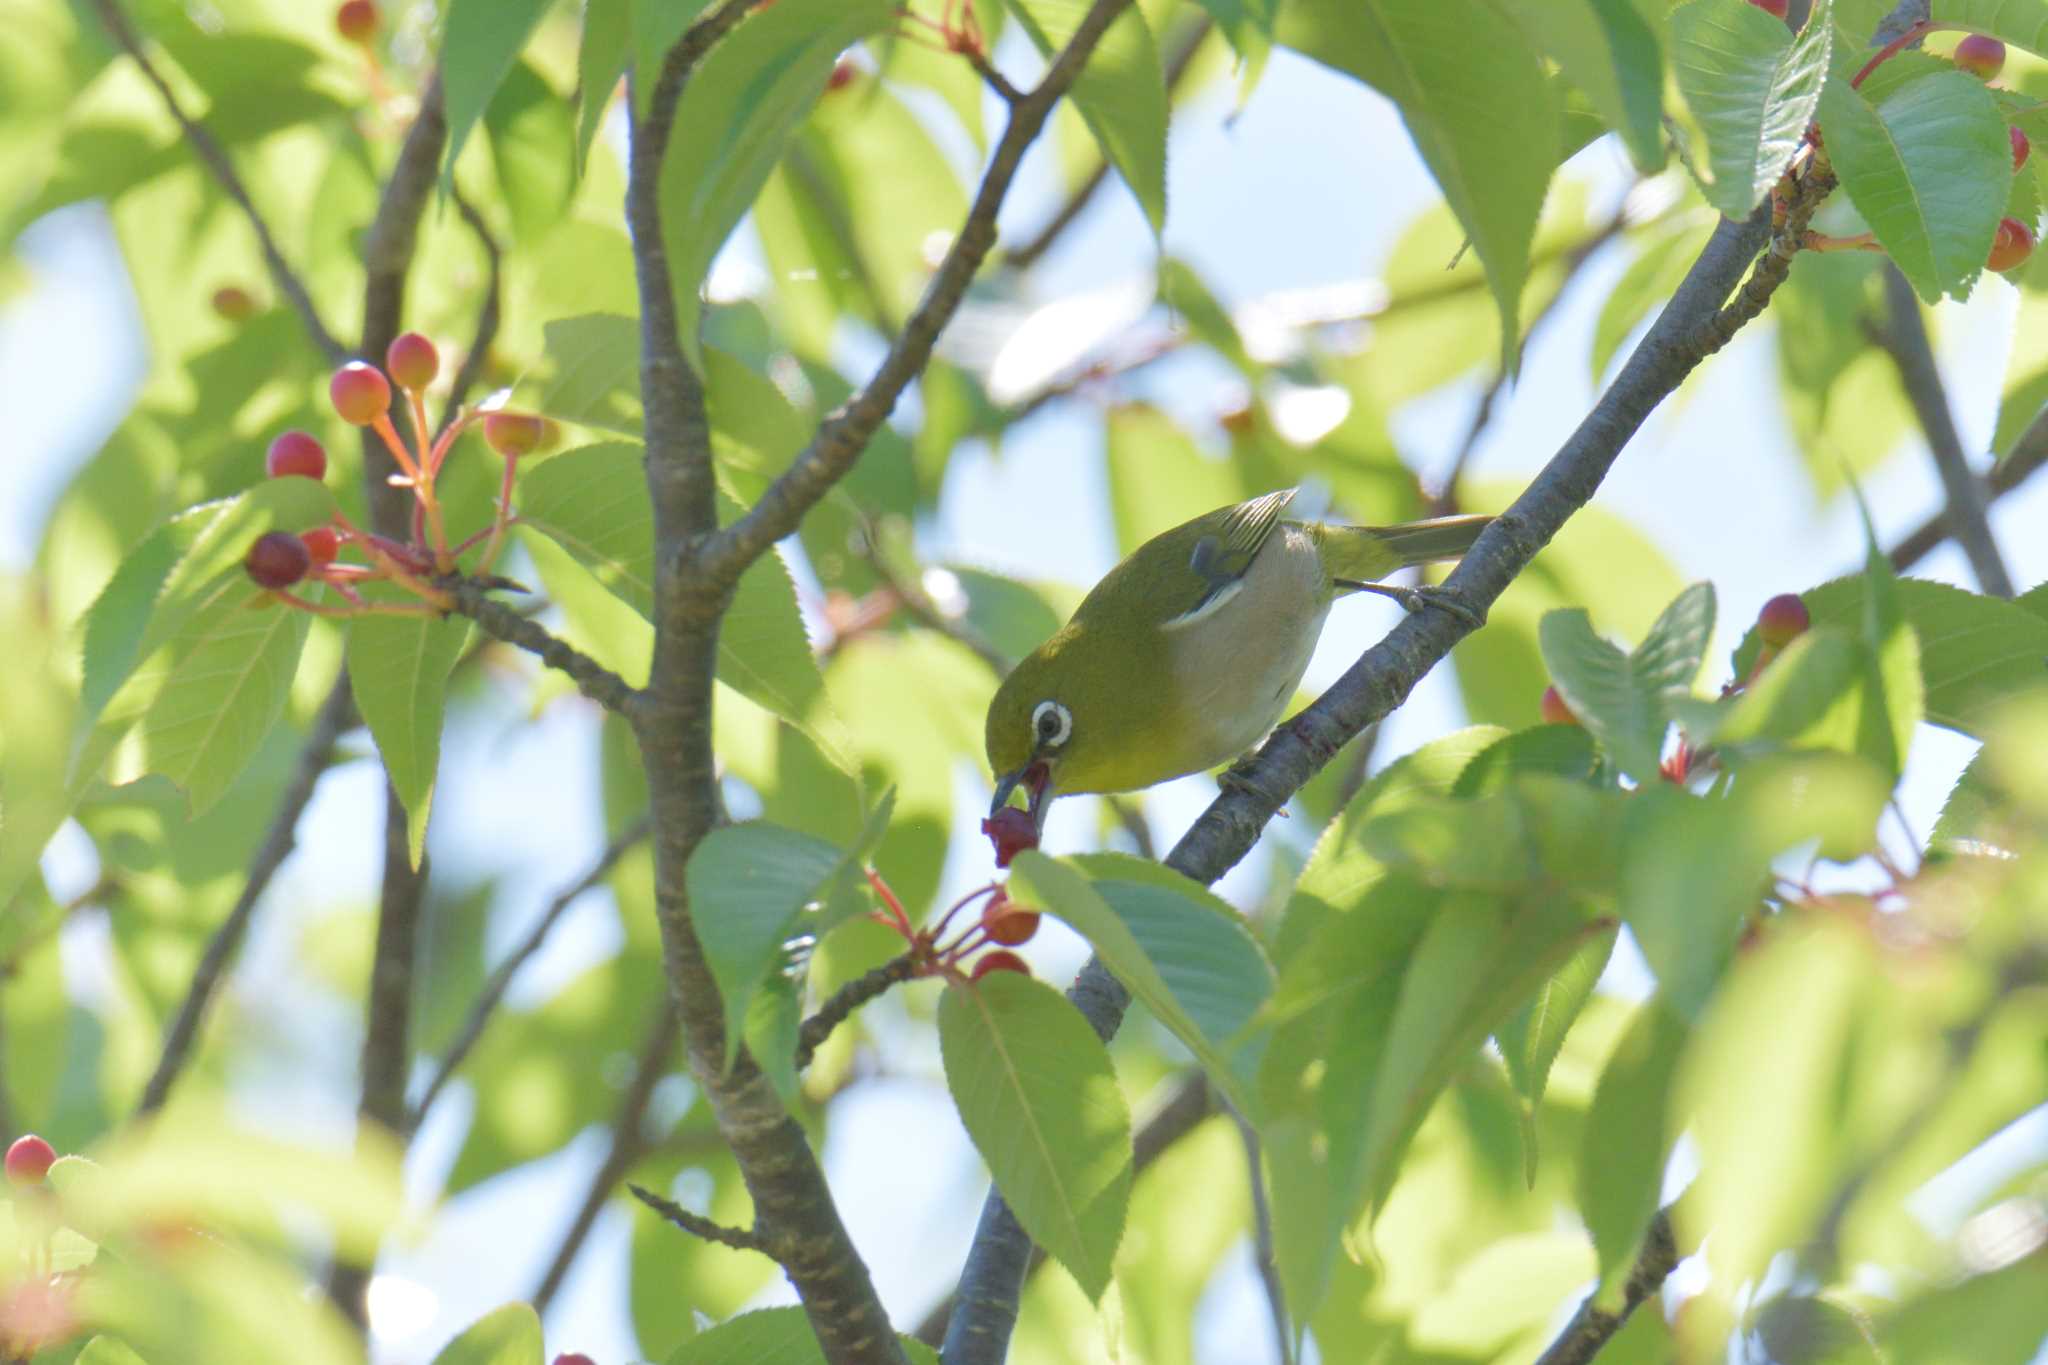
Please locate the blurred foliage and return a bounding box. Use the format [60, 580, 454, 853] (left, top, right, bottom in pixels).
[1, 0, 2047, 1362]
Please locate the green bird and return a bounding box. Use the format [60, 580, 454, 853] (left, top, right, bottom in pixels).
[984, 490, 1491, 832]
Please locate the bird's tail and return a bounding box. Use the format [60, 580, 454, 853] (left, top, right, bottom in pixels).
[1313, 513, 1493, 583]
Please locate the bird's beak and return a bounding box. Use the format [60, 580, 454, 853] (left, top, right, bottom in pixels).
[990, 759, 1055, 835]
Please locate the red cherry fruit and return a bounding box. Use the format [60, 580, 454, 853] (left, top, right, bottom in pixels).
[552, 1356, 597, 1365]
[335, 0, 378, 45]
[825, 57, 859, 92]
[5, 1135, 55, 1186]
[245, 531, 312, 589]
[330, 361, 392, 426]
[301, 527, 341, 564]
[971, 950, 1030, 981]
[483, 411, 546, 458]
[211, 286, 256, 321]
[266, 430, 327, 481]
[386, 332, 440, 391]
[2013, 126, 2031, 172]
[980, 806, 1038, 869]
[1539, 685, 1578, 727]
[980, 895, 1040, 947]
[1756, 593, 1811, 647]
[1989, 216, 2036, 273]
[1955, 34, 2006, 80]
[1745, 0, 1788, 17]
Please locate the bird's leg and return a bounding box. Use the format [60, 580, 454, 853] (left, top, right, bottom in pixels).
[1337, 578, 1485, 628]
[1219, 752, 1292, 813]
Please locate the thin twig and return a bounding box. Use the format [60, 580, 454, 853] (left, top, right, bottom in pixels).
[135, 679, 354, 1117]
[1003, 14, 1212, 272]
[695, 0, 1142, 590]
[793, 953, 917, 1071]
[1870, 265, 2015, 596]
[628, 1183, 773, 1256]
[1532, 1210, 1678, 1365]
[1891, 401, 2048, 570]
[1234, 1110, 1293, 1365]
[406, 817, 653, 1130]
[962, 47, 1026, 106]
[914, 1072, 1214, 1346]
[438, 187, 504, 442]
[531, 1003, 682, 1315]
[437, 575, 642, 714]
[83, 0, 346, 362]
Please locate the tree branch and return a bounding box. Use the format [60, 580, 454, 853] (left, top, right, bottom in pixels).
[531, 1002, 682, 1316]
[794, 953, 918, 1072]
[1002, 13, 1211, 272]
[915, 1072, 1214, 1346]
[1532, 1210, 1678, 1365]
[628, 1182, 772, 1256]
[1890, 401, 2048, 571]
[1870, 265, 2015, 596]
[437, 576, 642, 714]
[438, 187, 504, 441]
[406, 816, 653, 1130]
[1235, 1110, 1293, 1365]
[695, 0, 1141, 590]
[134, 679, 353, 1117]
[83, 0, 347, 363]
[942, 192, 1806, 1362]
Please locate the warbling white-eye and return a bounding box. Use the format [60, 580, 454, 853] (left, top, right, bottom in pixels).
[984, 490, 1491, 835]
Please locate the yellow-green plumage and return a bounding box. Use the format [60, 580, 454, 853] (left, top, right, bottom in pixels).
[985, 493, 1491, 806]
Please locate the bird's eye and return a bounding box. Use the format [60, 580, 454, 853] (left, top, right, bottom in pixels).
[1032, 700, 1072, 748]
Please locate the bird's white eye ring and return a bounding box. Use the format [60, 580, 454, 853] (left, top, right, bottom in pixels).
[1032, 700, 1072, 749]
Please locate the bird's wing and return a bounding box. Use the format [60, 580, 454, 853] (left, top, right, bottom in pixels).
[1176, 488, 1298, 625]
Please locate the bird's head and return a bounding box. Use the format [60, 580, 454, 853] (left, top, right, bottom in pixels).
[984, 647, 1078, 836]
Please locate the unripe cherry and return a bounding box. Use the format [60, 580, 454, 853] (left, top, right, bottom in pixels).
[1539, 685, 1578, 727]
[1989, 216, 2036, 273]
[483, 411, 546, 458]
[1955, 33, 2006, 80]
[330, 361, 392, 425]
[301, 527, 340, 564]
[971, 950, 1030, 981]
[386, 332, 440, 391]
[211, 285, 256, 321]
[266, 430, 327, 481]
[245, 531, 312, 589]
[335, 0, 378, 46]
[1746, 0, 1788, 18]
[1756, 593, 1811, 647]
[5, 1135, 55, 1186]
[980, 895, 1040, 947]
[2013, 126, 2031, 172]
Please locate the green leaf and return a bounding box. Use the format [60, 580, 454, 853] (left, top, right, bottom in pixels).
[664, 1306, 943, 1363]
[76, 1339, 150, 1365]
[1929, 0, 2048, 54]
[1817, 71, 2011, 301]
[1194, 0, 1277, 90]
[1005, 0, 1170, 233]
[428, 1303, 543, 1365]
[577, 0, 631, 174]
[1669, 0, 1833, 218]
[540, 313, 642, 435]
[1008, 852, 1273, 1116]
[938, 972, 1132, 1301]
[440, 0, 552, 189]
[1591, 219, 1717, 380]
[685, 821, 844, 1064]
[484, 62, 576, 246]
[346, 613, 472, 868]
[1498, 0, 1667, 170]
[1281, 0, 1558, 369]
[633, 1, 716, 115]
[1105, 403, 1247, 554]
[1578, 998, 1688, 1282]
[1538, 582, 1715, 780]
[1451, 723, 1599, 797]
[1496, 923, 1616, 1116]
[659, 0, 895, 369]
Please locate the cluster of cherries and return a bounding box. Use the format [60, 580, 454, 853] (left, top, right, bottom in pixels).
[241, 333, 550, 617]
[0, 1135, 72, 1357]
[1541, 591, 1812, 784]
[868, 869, 1041, 983]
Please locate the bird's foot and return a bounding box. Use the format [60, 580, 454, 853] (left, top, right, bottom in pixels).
[1219, 753, 1291, 813]
[1343, 580, 1484, 628]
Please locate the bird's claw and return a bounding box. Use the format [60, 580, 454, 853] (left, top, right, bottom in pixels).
[1219, 754, 1291, 813]
[1352, 581, 1484, 628]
